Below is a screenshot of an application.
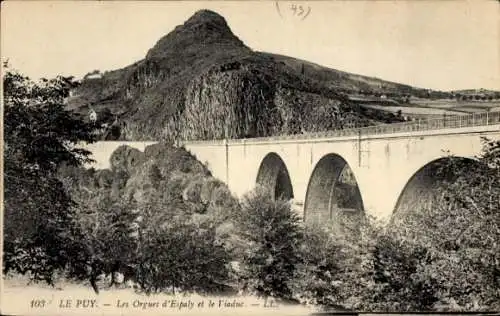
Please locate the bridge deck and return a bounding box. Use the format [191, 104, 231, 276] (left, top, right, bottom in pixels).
[181, 111, 500, 145]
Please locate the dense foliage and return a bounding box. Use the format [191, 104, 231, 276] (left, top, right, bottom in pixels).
[56, 143, 241, 294]
[385, 138, 500, 311]
[292, 138, 500, 312]
[3, 66, 96, 285]
[233, 188, 303, 300]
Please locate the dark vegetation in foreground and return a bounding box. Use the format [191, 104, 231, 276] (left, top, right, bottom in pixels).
[5, 139, 500, 311]
[3, 65, 500, 312]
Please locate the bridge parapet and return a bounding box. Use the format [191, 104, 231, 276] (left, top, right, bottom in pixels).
[181, 111, 500, 145]
[180, 139, 227, 146]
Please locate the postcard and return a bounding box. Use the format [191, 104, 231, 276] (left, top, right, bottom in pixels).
[2, 1, 499, 315]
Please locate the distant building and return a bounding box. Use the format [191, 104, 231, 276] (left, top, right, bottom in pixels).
[63, 89, 76, 105]
[89, 109, 97, 123]
[86, 73, 103, 80]
[84, 70, 103, 80]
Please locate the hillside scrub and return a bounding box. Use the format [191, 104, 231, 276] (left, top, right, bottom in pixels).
[57, 165, 137, 293]
[386, 138, 500, 311]
[290, 214, 375, 309]
[290, 138, 500, 312]
[56, 143, 241, 294]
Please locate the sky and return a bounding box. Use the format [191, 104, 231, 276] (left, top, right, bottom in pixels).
[1, 0, 499, 91]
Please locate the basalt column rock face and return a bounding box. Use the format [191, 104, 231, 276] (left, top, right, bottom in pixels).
[181, 64, 280, 140]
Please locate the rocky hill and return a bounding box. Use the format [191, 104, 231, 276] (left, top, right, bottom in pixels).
[67, 9, 423, 141]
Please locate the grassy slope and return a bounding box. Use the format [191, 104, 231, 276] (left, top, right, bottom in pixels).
[263, 52, 421, 95]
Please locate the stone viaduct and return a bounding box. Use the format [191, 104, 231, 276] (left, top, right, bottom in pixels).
[84, 111, 500, 221]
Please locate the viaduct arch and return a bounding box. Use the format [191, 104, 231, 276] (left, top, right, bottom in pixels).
[304, 153, 364, 223]
[256, 152, 294, 200]
[254, 152, 479, 223]
[393, 156, 479, 216]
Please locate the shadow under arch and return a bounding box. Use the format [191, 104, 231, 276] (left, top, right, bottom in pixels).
[255, 152, 294, 200]
[304, 153, 364, 224]
[392, 156, 480, 219]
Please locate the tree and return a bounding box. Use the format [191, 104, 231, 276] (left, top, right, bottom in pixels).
[385, 137, 500, 311]
[3, 65, 96, 285]
[234, 187, 303, 301]
[57, 165, 139, 293]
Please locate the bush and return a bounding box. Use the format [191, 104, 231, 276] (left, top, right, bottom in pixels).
[290, 212, 379, 311]
[233, 187, 303, 300]
[356, 231, 440, 312]
[134, 211, 231, 294]
[57, 166, 138, 293]
[291, 222, 352, 307]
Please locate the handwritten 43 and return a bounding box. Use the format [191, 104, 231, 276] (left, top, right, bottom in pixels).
[290, 3, 311, 19]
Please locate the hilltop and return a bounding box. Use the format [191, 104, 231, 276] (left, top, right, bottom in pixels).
[67, 10, 499, 141]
